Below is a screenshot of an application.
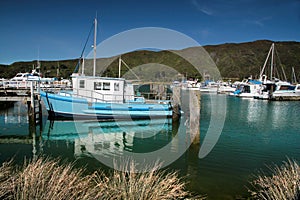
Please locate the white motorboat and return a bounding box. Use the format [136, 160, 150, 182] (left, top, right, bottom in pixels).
[271, 84, 300, 100]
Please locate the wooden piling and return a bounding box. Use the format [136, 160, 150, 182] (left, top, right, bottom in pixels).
[172, 86, 181, 121]
[0, 80, 43, 138]
[189, 90, 201, 145]
[171, 87, 201, 144]
[27, 81, 42, 136]
[27, 100, 36, 135]
[30, 81, 34, 110]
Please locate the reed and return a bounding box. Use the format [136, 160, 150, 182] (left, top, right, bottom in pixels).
[0, 157, 97, 200]
[250, 159, 300, 200]
[93, 161, 189, 200]
[0, 160, 13, 198]
[0, 157, 190, 200]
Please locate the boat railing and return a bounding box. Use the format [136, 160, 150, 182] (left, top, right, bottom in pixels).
[42, 87, 173, 105]
[2, 80, 32, 89]
[1, 80, 67, 90]
[45, 87, 140, 104]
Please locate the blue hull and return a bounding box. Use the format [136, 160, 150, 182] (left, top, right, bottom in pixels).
[40, 91, 173, 119]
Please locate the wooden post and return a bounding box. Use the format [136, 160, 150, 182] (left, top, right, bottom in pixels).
[28, 81, 36, 138]
[38, 98, 43, 129]
[172, 86, 181, 121]
[27, 101, 36, 136]
[269, 84, 274, 100]
[189, 90, 201, 145]
[30, 81, 34, 111]
[37, 80, 41, 94]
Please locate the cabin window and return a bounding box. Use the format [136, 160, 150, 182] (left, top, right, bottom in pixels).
[114, 83, 120, 91]
[79, 80, 85, 88]
[103, 82, 110, 90]
[297, 86, 300, 90]
[279, 86, 289, 90]
[243, 86, 250, 93]
[94, 82, 102, 90]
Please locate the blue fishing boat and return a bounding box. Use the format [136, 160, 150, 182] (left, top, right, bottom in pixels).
[40, 75, 172, 119]
[40, 18, 173, 119]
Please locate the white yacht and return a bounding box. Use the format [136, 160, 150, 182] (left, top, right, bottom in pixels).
[271, 84, 300, 100]
[233, 78, 262, 98]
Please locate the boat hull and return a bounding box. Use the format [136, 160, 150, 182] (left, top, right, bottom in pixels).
[236, 93, 257, 98]
[271, 90, 300, 101]
[40, 91, 173, 119]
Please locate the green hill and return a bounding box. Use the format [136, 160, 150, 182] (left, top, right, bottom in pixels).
[0, 59, 77, 80]
[205, 40, 300, 81]
[1, 40, 299, 82]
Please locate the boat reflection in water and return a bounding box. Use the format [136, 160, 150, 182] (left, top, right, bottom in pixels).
[42, 118, 174, 161]
[41, 89, 200, 171]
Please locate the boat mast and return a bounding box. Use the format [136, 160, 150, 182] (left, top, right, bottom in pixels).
[292, 67, 297, 83]
[82, 57, 85, 75]
[93, 18, 97, 76]
[270, 43, 274, 80]
[260, 43, 273, 80]
[37, 47, 41, 73]
[118, 56, 122, 78]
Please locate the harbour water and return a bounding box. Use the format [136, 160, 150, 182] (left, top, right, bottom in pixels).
[0, 93, 299, 199]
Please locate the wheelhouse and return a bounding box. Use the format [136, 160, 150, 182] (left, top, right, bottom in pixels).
[72, 74, 135, 103]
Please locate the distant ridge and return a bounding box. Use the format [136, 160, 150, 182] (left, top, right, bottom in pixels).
[204, 40, 300, 80]
[1, 40, 299, 81]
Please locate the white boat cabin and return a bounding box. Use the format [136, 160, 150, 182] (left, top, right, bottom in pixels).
[71, 73, 137, 103]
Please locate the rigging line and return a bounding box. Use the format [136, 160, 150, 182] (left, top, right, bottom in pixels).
[73, 23, 95, 73]
[121, 59, 141, 80]
[274, 45, 287, 81]
[274, 66, 280, 80]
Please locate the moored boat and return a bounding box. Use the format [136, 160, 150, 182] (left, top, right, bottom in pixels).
[217, 81, 236, 94]
[254, 43, 295, 100]
[199, 80, 218, 93]
[10, 69, 41, 82]
[234, 78, 262, 98]
[8, 69, 42, 88]
[270, 84, 300, 100]
[40, 18, 173, 119]
[40, 75, 172, 119]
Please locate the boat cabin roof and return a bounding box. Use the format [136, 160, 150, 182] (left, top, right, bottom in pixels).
[72, 74, 126, 81]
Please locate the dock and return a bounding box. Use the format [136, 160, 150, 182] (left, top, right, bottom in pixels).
[0, 81, 43, 132]
[0, 88, 31, 102]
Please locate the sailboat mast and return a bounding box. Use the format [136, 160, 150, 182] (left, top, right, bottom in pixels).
[37, 47, 41, 73]
[93, 18, 97, 76]
[82, 57, 85, 75]
[260, 43, 273, 79]
[270, 43, 274, 80]
[292, 67, 297, 83]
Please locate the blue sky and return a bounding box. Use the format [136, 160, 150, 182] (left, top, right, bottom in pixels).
[0, 0, 299, 64]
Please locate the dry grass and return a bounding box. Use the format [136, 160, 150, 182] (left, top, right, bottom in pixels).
[0, 157, 97, 200]
[250, 159, 300, 200]
[93, 161, 189, 200]
[0, 157, 190, 200]
[0, 159, 13, 198]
